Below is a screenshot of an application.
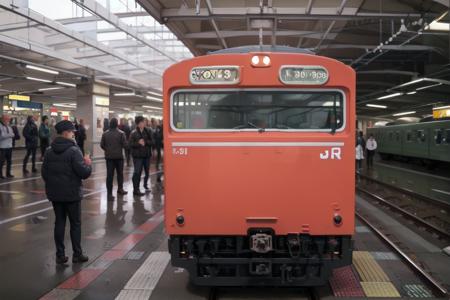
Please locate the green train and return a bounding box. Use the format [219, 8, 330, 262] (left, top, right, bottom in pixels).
[367, 119, 450, 164]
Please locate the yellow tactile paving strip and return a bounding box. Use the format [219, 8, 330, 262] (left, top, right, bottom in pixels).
[352, 251, 402, 297]
[353, 251, 390, 282]
[360, 282, 401, 298]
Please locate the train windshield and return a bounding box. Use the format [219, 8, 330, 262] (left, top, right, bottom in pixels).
[171, 90, 344, 131]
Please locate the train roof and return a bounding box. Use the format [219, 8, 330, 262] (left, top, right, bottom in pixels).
[208, 45, 315, 55]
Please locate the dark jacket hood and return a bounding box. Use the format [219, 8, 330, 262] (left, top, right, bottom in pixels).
[51, 136, 76, 154]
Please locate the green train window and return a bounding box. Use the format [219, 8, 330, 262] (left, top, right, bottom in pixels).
[416, 130, 426, 143]
[406, 131, 412, 142]
[435, 129, 443, 144]
[445, 129, 450, 144]
[395, 131, 400, 142]
[388, 132, 393, 140]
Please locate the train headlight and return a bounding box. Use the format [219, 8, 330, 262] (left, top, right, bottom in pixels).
[251, 55, 271, 67]
[333, 214, 343, 226]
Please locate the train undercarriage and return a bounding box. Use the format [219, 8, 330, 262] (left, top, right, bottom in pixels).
[169, 229, 353, 286]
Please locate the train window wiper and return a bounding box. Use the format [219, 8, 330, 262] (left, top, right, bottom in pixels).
[233, 122, 265, 132]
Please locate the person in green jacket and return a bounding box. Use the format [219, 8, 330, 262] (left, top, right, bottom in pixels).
[39, 115, 51, 161]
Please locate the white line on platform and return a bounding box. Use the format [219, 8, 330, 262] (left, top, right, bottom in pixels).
[432, 189, 450, 196]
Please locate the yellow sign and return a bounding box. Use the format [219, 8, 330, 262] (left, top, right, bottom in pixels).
[433, 108, 450, 119]
[8, 94, 30, 101]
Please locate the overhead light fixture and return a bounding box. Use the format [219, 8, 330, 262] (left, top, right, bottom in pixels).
[26, 76, 52, 83]
[146, 95, 162, 102]
[393, 111, 416, 116]
[366, 104, 387, 109]
[26, 65, 59, 75]
[425, 12, 449, 31]
[377, 92, 403, 100]
[38, 87, 64, 91]
[147, 91, 162, 97]
[142, 105, 162, 110]
[433, 105, 450, 110]
[114, 92, 135, 96]
[53, 103, 76, 108]
[407, 91, 417, 95]
[56, 81, 76, 87]
[109, 110, 115, 113]
[416, 83, 442, 91]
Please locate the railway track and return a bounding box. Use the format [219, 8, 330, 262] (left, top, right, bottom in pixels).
[355, 212, 449, 298]
[357, 173, 450, 241]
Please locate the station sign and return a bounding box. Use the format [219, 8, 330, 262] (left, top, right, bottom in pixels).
[433, 106, 450, 119]
[190, 66, 240, 85]
[8, 94, 30, 101]
[279, 65, 329, 85]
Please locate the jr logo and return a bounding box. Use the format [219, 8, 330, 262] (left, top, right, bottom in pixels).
[320, 147, 342, 160]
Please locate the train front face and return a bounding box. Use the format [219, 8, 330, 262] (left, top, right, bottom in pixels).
[163, 50, 356, 286]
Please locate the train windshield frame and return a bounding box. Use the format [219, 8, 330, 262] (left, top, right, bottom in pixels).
[170, 89, 346, 132]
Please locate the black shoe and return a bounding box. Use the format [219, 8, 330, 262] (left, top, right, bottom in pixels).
[6, 174, 14, 178]
[133, 191, 145, 196]
[107, 194, 115, 201]
[56, 256, 69, 265]
[23, 169, 29, 174]
[144, 186, 151, 192]
[0, 175, 5, 179]
[32, 168, 38, 173]
[72, 254, 89, 263]
[117, 190, 128, 195]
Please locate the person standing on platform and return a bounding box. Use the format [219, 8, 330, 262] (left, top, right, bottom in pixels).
[101, 118, 128, 200]
[119, 118, 131, 166]
[10, 118, 20, 149]
[42, 120, 92, 265]
[0, 115, 15, 179]
[366, 134, 377, 169]
[76, 119, 87, 156]
[130, 116, 153, 196]
[39, 116, 51, 161]
[22, 115, 38, 174]
[153, 120, 163, 182]
[355, 130, 364, 172]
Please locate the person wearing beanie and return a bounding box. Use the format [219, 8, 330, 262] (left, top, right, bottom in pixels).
[42, 120, 92, 265]
[100, 117, 128, 200]
[129, 116, 153, 196]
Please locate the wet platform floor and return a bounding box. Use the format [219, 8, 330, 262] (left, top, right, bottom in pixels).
[0, 150, 447, 299]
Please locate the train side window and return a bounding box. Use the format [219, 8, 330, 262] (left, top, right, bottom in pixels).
[395, 131, 400, 142]
[406, 131, 412, 142]
[416, 130, 425, 142]
[445, 129, 450, 144]
[388, 132, 393, 140]
[435, 129, 443, 144]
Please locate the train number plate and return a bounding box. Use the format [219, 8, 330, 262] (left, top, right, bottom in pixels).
[279, 65, 329, 85]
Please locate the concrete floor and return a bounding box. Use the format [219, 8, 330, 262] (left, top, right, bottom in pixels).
[0, 149, 164, 300]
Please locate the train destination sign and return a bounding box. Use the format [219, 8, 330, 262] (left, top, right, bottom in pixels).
[279, 65, 329, 85]
[190, 66, 240, 85]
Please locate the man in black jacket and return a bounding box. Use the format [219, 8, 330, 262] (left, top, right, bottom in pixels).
[129, 116, 153, 196]
[22, 115, 38, 173]
[101, 118, 128, 200]
[42, 120, 92, 265]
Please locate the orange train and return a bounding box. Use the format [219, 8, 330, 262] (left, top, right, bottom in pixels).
[163, 46, 355, 286]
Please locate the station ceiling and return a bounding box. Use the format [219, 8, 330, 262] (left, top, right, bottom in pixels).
[138, 0, 450, 120]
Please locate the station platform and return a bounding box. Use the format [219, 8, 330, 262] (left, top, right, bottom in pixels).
[0, 150, 447, 300]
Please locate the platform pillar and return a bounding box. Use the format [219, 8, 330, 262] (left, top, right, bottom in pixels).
[75, 81, 110, 159]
